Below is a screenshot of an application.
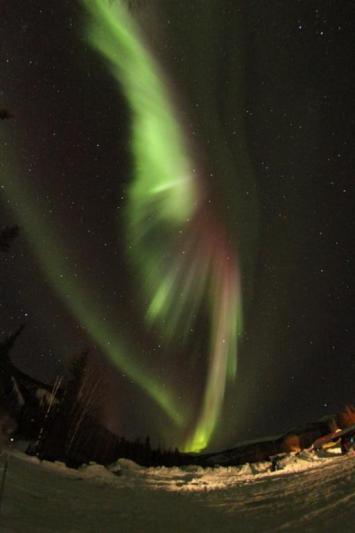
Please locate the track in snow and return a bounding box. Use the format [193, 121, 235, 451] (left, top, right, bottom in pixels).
[0, 450, 354, 532]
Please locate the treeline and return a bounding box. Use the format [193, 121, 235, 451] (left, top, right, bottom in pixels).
[28, 351, 186, 468]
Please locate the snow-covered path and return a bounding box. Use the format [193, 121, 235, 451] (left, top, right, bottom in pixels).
[0, 450, 354, 532]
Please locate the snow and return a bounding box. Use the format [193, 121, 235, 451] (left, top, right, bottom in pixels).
[0, 448, 354, 532]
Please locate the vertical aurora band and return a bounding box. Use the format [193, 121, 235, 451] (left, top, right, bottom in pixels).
[82, 0, 243, 450]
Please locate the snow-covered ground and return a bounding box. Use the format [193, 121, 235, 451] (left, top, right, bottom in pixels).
[0, 448, 354, 532]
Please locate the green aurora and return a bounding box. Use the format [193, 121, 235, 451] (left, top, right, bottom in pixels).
[1, 0, 256, 452]
[81, 0, 245, 451]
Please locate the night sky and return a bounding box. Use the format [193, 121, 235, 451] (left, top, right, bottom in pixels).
[1, 0, 354, 452]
